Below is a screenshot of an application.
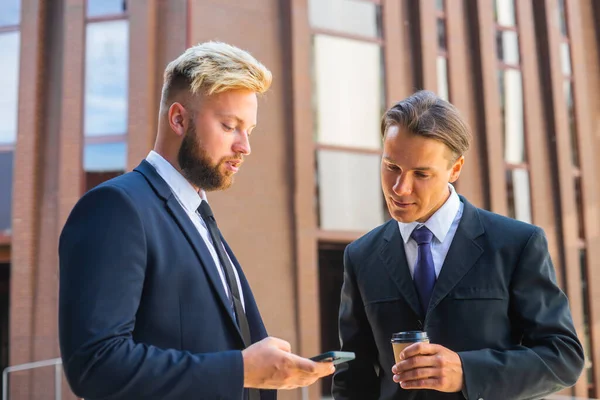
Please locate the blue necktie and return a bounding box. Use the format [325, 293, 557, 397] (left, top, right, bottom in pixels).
[412, 226, 436, 314]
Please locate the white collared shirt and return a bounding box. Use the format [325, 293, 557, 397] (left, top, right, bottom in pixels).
[146, 150, 245, 310]
[397, 184, 464, 278]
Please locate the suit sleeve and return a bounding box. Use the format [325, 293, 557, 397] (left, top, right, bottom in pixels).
[332, 246, 380, 400]
[58, 184, 244, 400]
[459, 228, 585, 400]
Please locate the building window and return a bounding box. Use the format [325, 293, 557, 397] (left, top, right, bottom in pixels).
[494, 0, 532, 223]
[310, 0, 386, 234]
[83, 0, 129, 191]
[436, 0, 449, 101]
[0, 0, 21, 239]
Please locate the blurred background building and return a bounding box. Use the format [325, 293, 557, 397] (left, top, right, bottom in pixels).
[0, 0, 599, 399]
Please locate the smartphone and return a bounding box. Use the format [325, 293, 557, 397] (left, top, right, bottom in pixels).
[310, 351, 355, 365]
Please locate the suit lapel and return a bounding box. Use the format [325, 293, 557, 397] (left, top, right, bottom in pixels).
[134, 160, 244, 344]
[379, 220, 423, 318]
[427, 197, 484, 314]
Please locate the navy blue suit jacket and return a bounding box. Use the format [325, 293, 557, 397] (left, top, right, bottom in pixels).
[332, 197, 584, 400]
[59, 160, 276, 400]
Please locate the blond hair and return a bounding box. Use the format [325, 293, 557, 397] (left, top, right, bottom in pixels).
[161, 41, 272, 104]
[381, 90, 471, 161]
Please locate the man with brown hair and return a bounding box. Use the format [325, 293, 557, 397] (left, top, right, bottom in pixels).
[332, 90, 584, 399]
[59, 42, 333, 400]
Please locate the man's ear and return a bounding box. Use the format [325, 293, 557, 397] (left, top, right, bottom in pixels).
[449, 155, 465, 183]
[168, 102, 188, 137]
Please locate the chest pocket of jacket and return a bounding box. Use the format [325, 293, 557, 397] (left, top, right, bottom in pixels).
[447, 287, 506, 300]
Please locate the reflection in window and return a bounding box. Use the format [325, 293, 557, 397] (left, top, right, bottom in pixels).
[84, 20, 129, 137]
[317, 150, 384, 231]
[87, 0, 127, 18]
[308, 0, 381, 38]
[560, 42, 571, 76]
[313, 35, 383, 149]
[557, 0, 567, 36]
[84, 142, 127, 172]
[437, 18, 446, 51]
[499, 69, 525, 164]
[496, 30, 520, 65]
[436, 56, 449, 101]
[436, 0, 445, 11]
[0, 152, 13, 235]
[0, 0, 20, 27]
[0, 32, 20, 144]
[563, 81, 579, 166]
[495, 0, 516, 26]
[506, 168, 532, 223]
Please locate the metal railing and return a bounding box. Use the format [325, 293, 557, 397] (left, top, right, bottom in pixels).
[2, 358, 62, 400]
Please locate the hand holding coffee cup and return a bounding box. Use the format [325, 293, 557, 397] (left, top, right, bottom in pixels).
[390, 331, 464, 393]
[391, 331, 429, 363]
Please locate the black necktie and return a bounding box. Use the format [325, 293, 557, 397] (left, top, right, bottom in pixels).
[198, 201, 260, 400]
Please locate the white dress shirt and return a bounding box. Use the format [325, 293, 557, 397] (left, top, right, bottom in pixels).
[397, 184, 464, 278]
[146, 150, 245, 310]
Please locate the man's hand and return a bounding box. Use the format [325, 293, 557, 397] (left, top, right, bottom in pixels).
[242, 337, 335, 390]
[392, 342, 463, 392]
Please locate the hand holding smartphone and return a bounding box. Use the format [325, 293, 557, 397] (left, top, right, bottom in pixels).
[310, 351, 355, 365]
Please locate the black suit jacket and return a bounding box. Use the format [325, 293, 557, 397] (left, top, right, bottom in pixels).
[59, 160, 276, 400]
[332, 197, 584, 400]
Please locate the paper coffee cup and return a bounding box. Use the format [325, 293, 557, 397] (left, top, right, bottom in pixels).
[391, 331, 429, 363]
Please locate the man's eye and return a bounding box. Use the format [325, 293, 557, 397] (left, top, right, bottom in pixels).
[387, 164, 399, 171]
[222, 124, 234, 132]
[415, 173, 429, 178]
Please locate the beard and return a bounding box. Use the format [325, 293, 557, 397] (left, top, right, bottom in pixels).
[177, 122, 240, 191]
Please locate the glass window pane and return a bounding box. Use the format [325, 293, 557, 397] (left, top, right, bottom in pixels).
[574, 177, 585, 239]
[564, 81, 579, 166]
[317, 150, 384, 231]
[558, 0, 568, 37]
[84, 142, 127, 172]
[0, 32, 20, 145]
[436, 0, 445, 11]
[313, 35, 383, 149]
[436, 56, 449, 101]
[0, 151, 13, 234]
[500, 69, 525, 163]
[309, 0, 381, 38]
[496, 30, 520, 65]
[506, 168, 531, 223]
[560, 42, 571, 76]
[0, 0, 20, 26]
[87, 0, 127, 18]
[84, 20, 129, 137]
[437, 18, 447, 51]
[495, 0, 516, 27]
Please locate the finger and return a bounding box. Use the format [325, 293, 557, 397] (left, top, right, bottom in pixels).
[393, 355, 438, 374]
[400, 342, 441, 360]
[398, 377, 441, 390]
[393, 367, 439, 383]
[268, 336, 292, 352]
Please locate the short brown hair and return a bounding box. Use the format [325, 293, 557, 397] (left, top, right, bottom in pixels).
[161, 41, 272, 106]
[381, 90, 471, 161]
